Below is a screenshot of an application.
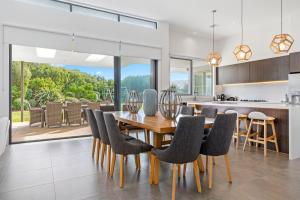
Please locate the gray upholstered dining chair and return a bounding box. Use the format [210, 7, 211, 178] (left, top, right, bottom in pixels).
[94, 110, 134, 173]
[179, 105, 194, 116]
[200, 113, 237, 189]
[150, 116, 205, 200]
[85, 109, 101, 162]
[103, 113, 153, 188]
[201, 107, 218, 118]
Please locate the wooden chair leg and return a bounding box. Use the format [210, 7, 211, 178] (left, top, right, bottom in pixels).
[137, 154, 141, 170]
[197, 155, 205, 173]
[213, 157, 216, 165]
[92, 137, 96, 157]
[263, 121, 267, 157]
[208, 156, 213, 189]
[154, 157, 160, 184]
[135, 154, 138, 170]
[149, 154, 155, 184]
[224, 154, 232, 183]
[107, 145, 111, 175]
[101, 144, 107, 168]
[271, 121, 279, 152]
[243, 119, 253, 151]
[120, 155, 125, 188]
[172, 164, 177, 200]
[206, 155, 208, 171]
[183, 163, 187, 177]
[177, 164, 181, 178]
[95, 139, 101, 164]
[110, 152, 116, 177]
[193, 160, 202, 193]
[256, 124, 260, 148]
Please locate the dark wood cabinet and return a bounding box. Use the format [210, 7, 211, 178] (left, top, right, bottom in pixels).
[290, 52, 300, 73]
[217, 55, 290, 85]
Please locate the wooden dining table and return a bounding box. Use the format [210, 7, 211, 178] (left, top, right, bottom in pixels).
[113, 111, 214, 148]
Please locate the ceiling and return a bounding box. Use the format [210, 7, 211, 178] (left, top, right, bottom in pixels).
[12, 45, 150, 67]
[68, 0, 300, 39]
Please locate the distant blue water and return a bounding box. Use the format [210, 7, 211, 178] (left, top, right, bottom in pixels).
[63, 64, 151, 80]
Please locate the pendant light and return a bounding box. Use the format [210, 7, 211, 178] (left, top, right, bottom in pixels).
[233, 0, 252, 62]
[207, 10, 222, 67]
[270, 0, 294, 54]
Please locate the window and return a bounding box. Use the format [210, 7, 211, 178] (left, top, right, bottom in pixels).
[72, 5, 119, 21]
[170, 58, 192, 95]
[121, 57, 151, 108]
[120, 16, 157, 29]
[192, 60, 213, 96]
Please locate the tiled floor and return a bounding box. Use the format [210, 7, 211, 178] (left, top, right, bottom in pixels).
[1, 136, 300, 200]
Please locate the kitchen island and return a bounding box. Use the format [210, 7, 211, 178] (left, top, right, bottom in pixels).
[188, 101, 300, 159]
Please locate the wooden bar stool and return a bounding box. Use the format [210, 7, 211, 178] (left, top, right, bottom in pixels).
[225, 110, 248, 149]
[243, 112, 279, 157]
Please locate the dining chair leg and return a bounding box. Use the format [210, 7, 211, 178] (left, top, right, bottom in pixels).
[154, 157, 160, 184]
[135, 154, 138, 170]
[120, 155, 125, 188]
[95, 139, 101, 164]
[110, 152, 116, 177]
[197, 155, 205, 173]
[92, 137, 96, 158]
[206, 155, 208, 171]
[183, 163, 187, 177]
[263, 120, 267, 157]
[213, 157, 216, 165]
[193, 160, 202, 193]
[271, 121, 279, 152]
[243, 119, 253, 151]
[172, 164, 177, 200]
[101, 144, 107, 168]
[236, 119, 240, 149]
[177, 164, 181, 178]
[137, 154, 141, 170]
[107, 145, 111, 175]
[149, 154, 155, 184]
[208, 156, 213, 189]
[256, 124, 260, 148]
[224, 154, 232, 183]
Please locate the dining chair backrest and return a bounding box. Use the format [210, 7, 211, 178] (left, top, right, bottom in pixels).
[66, 102, 82, 124]
[104, 113, 127, 154]
[201, 107, 218, 118]
[100, 105, 115, 112]
[180, 105, 194, 116]
[94, 110, 110, 145]
[87, 102, 100, 111]
[46, 102, 63, 126]
[164, 116, 205, 163]
[201, 113, 237, 156]
[85, 109, 100, 139]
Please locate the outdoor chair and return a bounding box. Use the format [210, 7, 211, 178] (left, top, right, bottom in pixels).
[45, 103, 63, 128]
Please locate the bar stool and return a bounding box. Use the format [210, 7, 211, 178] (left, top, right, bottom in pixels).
[243, 112, 279, 157]
[225, 110, 248, 149]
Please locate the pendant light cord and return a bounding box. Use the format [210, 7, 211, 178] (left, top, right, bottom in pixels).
[212, 10, 216, 53]
[281, 0, 283, 35]
[241, 0, 244, 44]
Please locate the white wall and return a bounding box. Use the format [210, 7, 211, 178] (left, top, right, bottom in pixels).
[0, 0, 170, 119]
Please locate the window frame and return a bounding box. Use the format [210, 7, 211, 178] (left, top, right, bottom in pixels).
[170, 57, 193, 95]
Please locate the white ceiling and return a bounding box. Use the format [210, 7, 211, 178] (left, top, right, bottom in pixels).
[68, 0, 300, 39]
[12, 45, 149, 67]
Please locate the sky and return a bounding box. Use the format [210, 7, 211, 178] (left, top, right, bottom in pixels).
[63, 63, 151, 80]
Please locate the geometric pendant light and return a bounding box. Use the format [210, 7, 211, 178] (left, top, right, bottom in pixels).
[207, 10, 222, 67]
[233, 0, 252, 61]
[270, 0, 294, 54]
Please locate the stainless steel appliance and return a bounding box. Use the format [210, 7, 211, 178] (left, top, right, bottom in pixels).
[288, 74, 300, 105]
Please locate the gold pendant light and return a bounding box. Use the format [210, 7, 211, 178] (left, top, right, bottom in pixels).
[207, 10, 222, 67]
[233, 0, 252, 62]
[270, 0, 294, 54]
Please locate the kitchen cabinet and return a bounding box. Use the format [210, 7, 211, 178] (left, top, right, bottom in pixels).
[290, 52, 300, 73]
[217, 55, 290, 85]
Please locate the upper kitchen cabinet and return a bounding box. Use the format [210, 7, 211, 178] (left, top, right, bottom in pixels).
[290, 52, 300, 73]
[217, 65, 238, 85]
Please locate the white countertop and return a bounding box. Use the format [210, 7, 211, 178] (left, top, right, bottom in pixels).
[187, 101, 290, 110]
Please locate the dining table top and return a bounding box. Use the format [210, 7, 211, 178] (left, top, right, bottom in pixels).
[112, 111, 214, 134]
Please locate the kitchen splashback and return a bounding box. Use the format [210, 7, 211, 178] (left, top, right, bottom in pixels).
[218, 82, 288, 102]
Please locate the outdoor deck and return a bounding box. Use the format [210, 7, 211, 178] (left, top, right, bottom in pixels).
[12, 122, 91, 143]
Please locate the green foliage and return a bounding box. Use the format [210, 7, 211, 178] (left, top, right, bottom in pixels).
[35, 89, 63, 106]
[12, 98, 31, 111]
[65, 97, 79, 103]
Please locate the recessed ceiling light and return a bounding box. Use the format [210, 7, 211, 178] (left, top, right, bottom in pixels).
[36, 48, 56, 58]
[86, 54, 107, 62]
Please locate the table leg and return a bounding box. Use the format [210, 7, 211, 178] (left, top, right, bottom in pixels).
[153, 133, 163, 148]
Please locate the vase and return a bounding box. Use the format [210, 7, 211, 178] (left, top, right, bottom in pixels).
[125, 90, 143, 114]
[143, 89, 158, 116]
[159, 88, 182, 120]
